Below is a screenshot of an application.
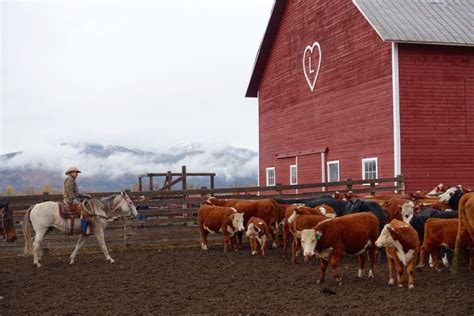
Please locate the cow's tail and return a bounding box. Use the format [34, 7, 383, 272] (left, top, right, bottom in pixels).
[452, 196, 467, 273]
[22, 205, 34, 255]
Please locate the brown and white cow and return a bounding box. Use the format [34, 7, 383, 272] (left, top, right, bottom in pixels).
[300, 212, 379, 285]
[289, 214, 326, 264]
[283, 204, 335, 256]
[453, 192, 474, 272]
[197, 205, 245, 252]
[206, 197, 279, 248]
[381, 197, 409, 222]
[245, 217, 270, 256]
[332, 191, 354, 201]
[375, 219, 419, 289]
[419, 218, 473, 271]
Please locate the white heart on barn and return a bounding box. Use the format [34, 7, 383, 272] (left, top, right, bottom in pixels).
[303, 42, 322, 92]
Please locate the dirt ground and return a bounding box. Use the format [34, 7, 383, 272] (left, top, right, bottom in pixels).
[1, 244, 474, 315]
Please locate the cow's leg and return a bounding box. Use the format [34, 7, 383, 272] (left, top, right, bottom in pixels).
[32, 228, 47, 268]
[236, 231, 243, 248]
[387, 254, 395, 286]
[407, 254, 417, 289]
[431, 248, 441, 272]
[329, 249, 343, 285]
[368, 245, 376, 278]
[250, 237, 256, 255]
[291, 237, 297, 265]
[69, 234, 89, 264]
[317, 258, 329, 284]
[231, 235, 238, 252]
[393, 256, 404, 288]
[358, 254, 365, 278]
[223, 230, 229, 253]
[283, 225, 289, 256]
[95, 229, 114, 263]
[272, 221, 279, 248]
[261, 235, 267, 256]
[198, 222, 208, 251]
[417, 245, 427, 268]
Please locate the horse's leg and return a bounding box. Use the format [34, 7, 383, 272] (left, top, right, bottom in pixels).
[69, 234, 89, 265]
[32, 228, 47, 268]
[95, 228, 114, 263]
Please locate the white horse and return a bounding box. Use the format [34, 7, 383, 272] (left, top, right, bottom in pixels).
[23, 192, 138, 267]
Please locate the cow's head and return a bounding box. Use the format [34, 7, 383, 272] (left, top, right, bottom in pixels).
[427, 183, 446, 196]
[438, 187, 459, 203]
[204, 197, 217, 206]
[1, 203, 17, 242]
[230, 209, 245, 232]
[401, 202, 415, 224]
[300, 228, 320, 259]
[332, 191, 343, 200]
[318, 205, 336, 218]
[245, 223, 256, 238]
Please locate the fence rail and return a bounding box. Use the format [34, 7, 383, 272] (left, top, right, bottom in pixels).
[0, 176, 404, 255]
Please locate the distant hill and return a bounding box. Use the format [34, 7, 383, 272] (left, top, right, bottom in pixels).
[0, 143, 258, 194]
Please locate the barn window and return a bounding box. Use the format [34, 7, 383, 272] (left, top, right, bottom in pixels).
[266, 167, 276, 186]
[327, 160, 340, 182]
[290, 164, 297, 185]
[362, 158, 378, 180]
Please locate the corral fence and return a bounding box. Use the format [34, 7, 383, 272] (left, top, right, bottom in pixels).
[0, 175, 404, 256]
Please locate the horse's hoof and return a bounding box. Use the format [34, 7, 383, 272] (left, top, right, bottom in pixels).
[35, 263, 42, 268]
[109, 259, 115, 264]
[69, 260, 75, 265]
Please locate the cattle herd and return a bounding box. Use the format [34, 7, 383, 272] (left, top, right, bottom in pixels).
[199, 184, 474, 289]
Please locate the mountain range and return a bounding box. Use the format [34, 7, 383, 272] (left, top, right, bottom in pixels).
[0, 143, 258, 194]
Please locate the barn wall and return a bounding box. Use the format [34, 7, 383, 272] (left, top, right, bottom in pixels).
[399, 44, 474, 191]
[258, 0, 393, 187]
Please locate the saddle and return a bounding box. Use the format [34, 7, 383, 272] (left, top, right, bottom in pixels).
[58, 202, 80, 236]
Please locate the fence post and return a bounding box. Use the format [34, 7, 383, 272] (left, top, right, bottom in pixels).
[276, 183, 283, 199]
[370, 181, 376, 196]
[42, 192, 50, 202]
[149, 174, 154, 191]
[200, 187, 208, 204]
[397, 175, 405, 194]
[346, 178, 353, 193]
[138, 177, 143, 192]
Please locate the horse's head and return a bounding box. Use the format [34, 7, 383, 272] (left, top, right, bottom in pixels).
[1, 203, 17, 242]
[112, 192, 139, 218]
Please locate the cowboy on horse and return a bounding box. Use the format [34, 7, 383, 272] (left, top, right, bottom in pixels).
[63, 167, 92, 235]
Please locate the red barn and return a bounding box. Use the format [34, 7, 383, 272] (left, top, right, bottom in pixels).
[246, 0, 474, 192]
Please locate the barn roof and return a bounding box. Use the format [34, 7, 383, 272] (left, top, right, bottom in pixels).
[246, 0, 474, 98]
[353, 0, 474, 47]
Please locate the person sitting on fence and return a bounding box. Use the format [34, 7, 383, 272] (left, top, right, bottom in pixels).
[63, 167, 92, 235]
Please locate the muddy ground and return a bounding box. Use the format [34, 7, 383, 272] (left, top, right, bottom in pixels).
[1, 244, 474, 315]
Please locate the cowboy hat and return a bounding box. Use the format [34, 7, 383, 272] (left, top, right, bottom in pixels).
[65, 167, 82, 175]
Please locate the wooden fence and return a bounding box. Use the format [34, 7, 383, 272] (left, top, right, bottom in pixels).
[0, 176, 404, 256]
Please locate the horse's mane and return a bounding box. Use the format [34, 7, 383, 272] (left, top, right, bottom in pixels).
[98, 195, 118, 210]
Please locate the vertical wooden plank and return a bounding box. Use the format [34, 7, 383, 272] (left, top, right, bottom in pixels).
[346, 178, 353, 192]
[149, 175, 154, 191]
[210, 175, 215, 196]
[138, 177, 143, 192]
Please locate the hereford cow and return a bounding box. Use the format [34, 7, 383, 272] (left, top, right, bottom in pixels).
[197, 205, 245, 252]
[381, 197, 409, 222]
[401, 203, 458, 243]
[300, 212, 379, 285]
[419, 218, 473, 271]
[245, 217, 270, 256]
[453, 192, 474, 272]
[375, 219, 419, 289]
[289, 214, 326, 264]
[207, 197, 279, 248]
[282, 204, 335, 256]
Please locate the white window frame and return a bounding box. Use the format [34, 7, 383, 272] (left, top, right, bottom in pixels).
[327, 160, 340, 183]
[362, 157, 378, 182]
[266, 167, 276, 187]
[290, 164, 298, 185]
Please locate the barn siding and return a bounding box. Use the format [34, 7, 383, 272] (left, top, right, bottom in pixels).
[399, 44, 474, 191]
[258, 0, 394, 187]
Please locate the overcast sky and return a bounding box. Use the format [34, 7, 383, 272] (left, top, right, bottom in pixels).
[0, 0, 273, 154]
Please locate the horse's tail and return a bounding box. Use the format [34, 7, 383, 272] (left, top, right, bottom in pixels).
[22, 205, 34, 255]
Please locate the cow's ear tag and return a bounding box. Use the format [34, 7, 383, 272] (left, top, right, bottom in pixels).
[316, 235, 321, 241]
